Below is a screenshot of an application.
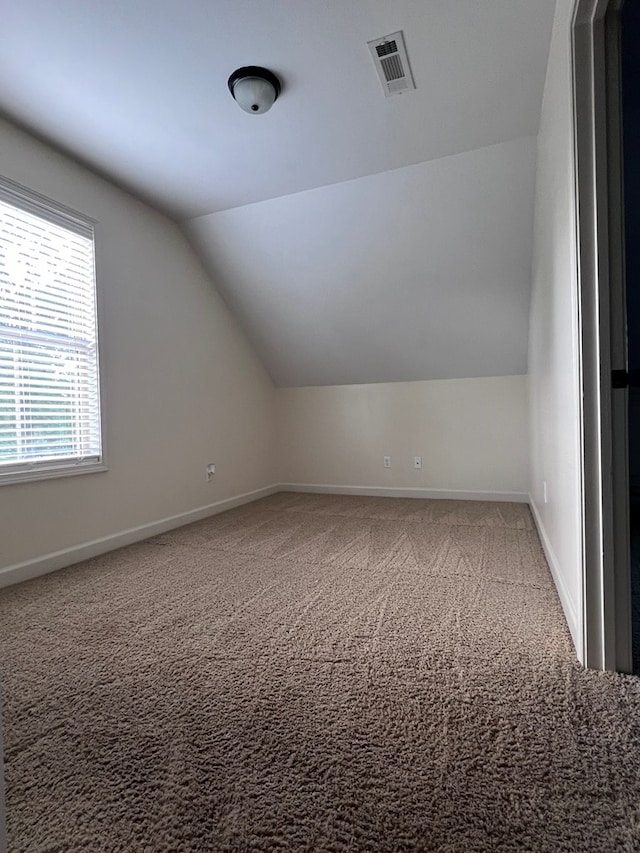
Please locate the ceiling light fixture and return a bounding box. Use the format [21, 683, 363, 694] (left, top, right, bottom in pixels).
[227, 66, 281, 115]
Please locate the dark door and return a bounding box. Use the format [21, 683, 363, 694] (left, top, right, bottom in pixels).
[621, 0, 640, 673]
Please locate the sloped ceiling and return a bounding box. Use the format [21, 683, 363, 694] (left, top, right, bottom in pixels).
[0, 1, 556, 387]
[186, 137, 537, 386]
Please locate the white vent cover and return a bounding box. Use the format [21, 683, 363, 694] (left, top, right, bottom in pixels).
[367, 31, 415, 97]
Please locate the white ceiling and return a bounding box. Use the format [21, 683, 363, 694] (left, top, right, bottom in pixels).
[0, 1, 556, 387]
[1, 0, 555, 219]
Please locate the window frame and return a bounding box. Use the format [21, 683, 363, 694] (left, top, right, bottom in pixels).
[0, 176, 107, 486]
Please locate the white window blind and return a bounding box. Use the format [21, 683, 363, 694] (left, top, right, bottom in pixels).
[0, 180, 103, 483]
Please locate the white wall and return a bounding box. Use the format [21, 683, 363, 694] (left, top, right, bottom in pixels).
[528, 0, 584, 659]
[186, 137, 536, 388]
[0, 118, 277, 578]
[277, 376, 529, 499]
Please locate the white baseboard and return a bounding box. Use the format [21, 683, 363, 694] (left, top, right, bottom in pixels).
[279, 482, 529, 503]
[0, 483, 531, 591]
[0, 484, 280, 590]
[528, 493, 583, 663]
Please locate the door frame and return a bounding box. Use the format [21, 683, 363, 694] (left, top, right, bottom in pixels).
[572, 0, 632, 672]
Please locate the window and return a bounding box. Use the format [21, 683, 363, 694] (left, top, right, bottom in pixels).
[0, 178, 104, 484]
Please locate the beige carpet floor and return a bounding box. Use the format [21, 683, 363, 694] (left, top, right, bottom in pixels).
[2, 492, 640, 852]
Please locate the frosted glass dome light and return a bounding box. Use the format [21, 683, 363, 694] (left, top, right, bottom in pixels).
[228, 67, 281, 115]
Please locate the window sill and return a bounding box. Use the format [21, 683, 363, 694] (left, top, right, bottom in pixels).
[0, 461, 108, 487]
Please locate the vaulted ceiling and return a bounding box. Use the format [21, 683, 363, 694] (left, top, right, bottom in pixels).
[1, 0, 557, 386]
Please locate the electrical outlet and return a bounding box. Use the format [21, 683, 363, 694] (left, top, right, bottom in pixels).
[543, 480, 548, 504]
[414, 456, 422, 470]
[206, 463, 216, 481]
[383, 455, 391, 468]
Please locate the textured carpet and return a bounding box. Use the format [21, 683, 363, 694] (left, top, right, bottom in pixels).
[2, 493, 640, 852]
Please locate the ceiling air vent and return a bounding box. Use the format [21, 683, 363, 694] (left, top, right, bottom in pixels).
[367, 31, 415, 97]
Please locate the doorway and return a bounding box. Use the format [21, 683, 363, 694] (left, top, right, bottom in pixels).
[573, 0, 633, 673]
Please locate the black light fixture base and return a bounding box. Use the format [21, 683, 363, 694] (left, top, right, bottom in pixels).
[227, 66, 282, 101]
